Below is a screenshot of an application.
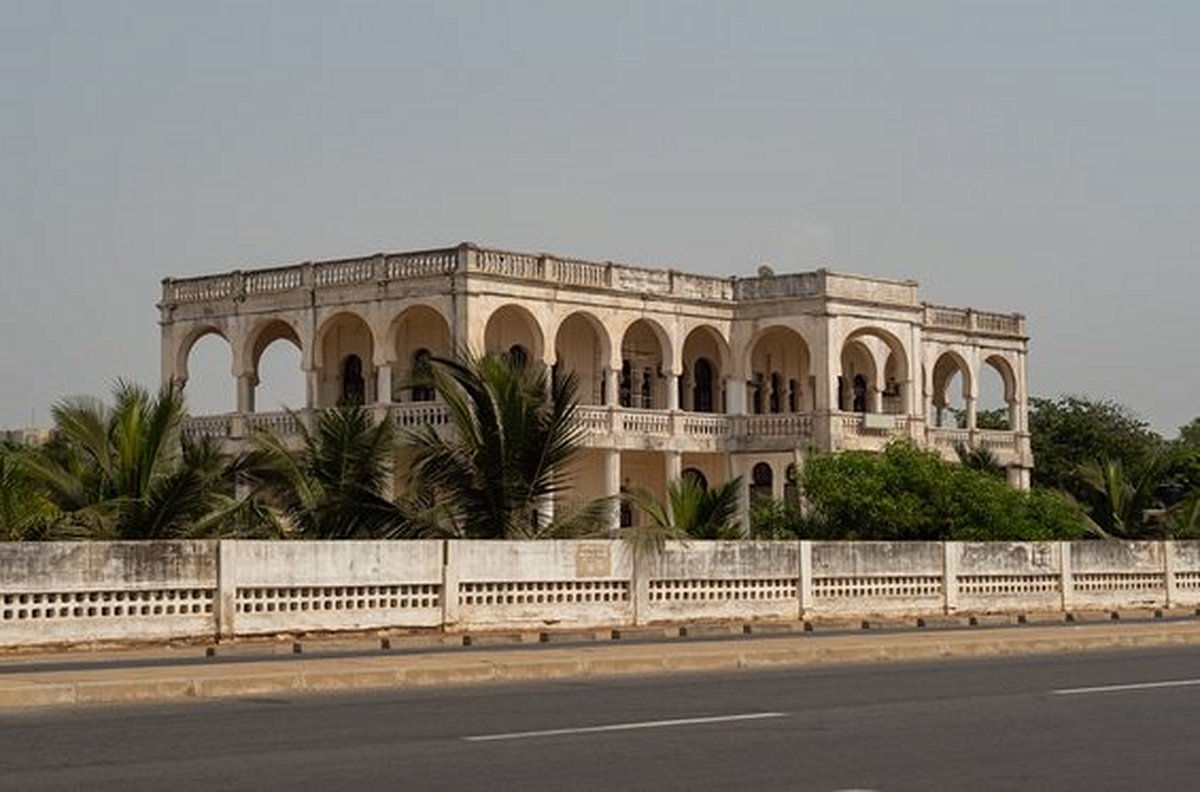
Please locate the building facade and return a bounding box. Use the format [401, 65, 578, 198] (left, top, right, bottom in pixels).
[161, 242, 1032, 529]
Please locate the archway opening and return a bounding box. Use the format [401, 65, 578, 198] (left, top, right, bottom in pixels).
[181, 330, 234, 415]
[554, 312, 610, 406]
[484, 304, 544, 366]
[391, 305, 451, 403]
[682, 467, 709, 491]
[749, 327, 812, 415]
[256, 340, 305, 412]
[317, 313, 375, 408]
[931, 352, 971, 428]
[841, 328, 909, 415]
[750, 462, 773, 504]
[980, 355, 1016, 430]
[620, 320, 667, 409]
[682, 326, 729, 413]
[248, 320, 304, 413]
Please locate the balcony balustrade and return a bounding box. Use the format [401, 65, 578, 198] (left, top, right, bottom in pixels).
[182, 404, 1021, 462]
[161, 244, 1023, 338]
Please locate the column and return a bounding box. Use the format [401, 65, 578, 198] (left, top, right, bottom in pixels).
[376, 363, 394, 405]
[605, 367, 620, 408]
[729, 455, 751, 538]
[305, 368, 320, 409]
[868, 386, 883, 414]
[725, 376, 746, 415]
[666, 373, 680, 411]
[665, 450, 682, 485]
[602, 448, 621, 534]
[236, 373, 257, 414]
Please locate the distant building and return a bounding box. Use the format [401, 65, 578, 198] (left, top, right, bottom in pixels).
[160, 242, 1032, 528]
[1, 427, 53, 447]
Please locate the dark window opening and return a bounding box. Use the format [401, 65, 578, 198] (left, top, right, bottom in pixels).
[693, 358, 714, 413]
[341, 354, 365, 406]
[411, 348, 434, 402]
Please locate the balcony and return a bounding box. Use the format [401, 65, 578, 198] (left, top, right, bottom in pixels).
[182, 404, 1023, 464]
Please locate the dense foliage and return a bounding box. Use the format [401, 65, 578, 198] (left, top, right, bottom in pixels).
[4, 378, 1198, 544]
[244, 406, 411, 539]
[18, 382, 243, 539]
[795, 442, 1086, 541]
[628, 475, 743, 544]
[405, 353, 606, 539]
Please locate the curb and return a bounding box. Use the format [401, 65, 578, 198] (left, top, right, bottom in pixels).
[4, 621, 1200, 710]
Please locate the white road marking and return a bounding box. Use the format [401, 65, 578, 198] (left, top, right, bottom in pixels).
[1053, 678, 1200, 696]
[462, 711, 787, 742]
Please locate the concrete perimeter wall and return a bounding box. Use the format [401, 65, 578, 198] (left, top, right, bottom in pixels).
[3, 540, 1200, 648]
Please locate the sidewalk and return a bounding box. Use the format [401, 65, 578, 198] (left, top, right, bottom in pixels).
[4, 617, 1200, 710]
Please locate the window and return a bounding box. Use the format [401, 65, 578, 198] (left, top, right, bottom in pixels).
[411, 348, 434, 402]
[341, 354, 365, 406]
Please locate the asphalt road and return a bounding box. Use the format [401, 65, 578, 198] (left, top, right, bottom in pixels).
[3, 646, 1200, 791]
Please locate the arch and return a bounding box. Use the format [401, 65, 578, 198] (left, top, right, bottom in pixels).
[931, 350, 973, 427]
[620, 319, 670, 409]
[748, 326, 813, 415]
[750, 462, 773, 504]
[390, 305, 451, 403]
[484, 304, 545, 365]
[243, 319, 302, 377]
[981, 354, 1019, 429]
[178, 327, 234, 415]
[240, 319, 305, 413]
[255, 342, 305, 413]
[681, 467, 709, 491]
[174, 324, 229, 385]
[554, 311, 612, 406]
[681, 325, 731, 413]
[840, 326, 910, 414]
[315, 312, 375, 408]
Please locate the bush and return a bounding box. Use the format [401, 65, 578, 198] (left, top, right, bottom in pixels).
[798, 442, 1085, 541]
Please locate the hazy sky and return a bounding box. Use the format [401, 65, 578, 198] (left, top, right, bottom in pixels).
[2, 1, 1197, 434]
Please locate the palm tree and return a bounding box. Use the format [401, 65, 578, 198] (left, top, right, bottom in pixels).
[628, 475, 744, 546]
[22, 382, 242, 539]
[405, 352, 605, 539]
[0, 443, 57, 540]
[243, 406, 412, 539]
[954, 442, 1004, 478]
[1078, 455, 1168, 538]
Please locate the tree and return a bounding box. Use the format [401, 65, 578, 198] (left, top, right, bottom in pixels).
[0, 443, 57, 540]
[244, 406, 411, 539]
[798, 442, 1085, 541]
[405, 352, 606, 539]
[1178, 417, 1200, 449]
[22, 382, 242, 539]
[1077, 456, 1170, 539]
[628, 475, 743, 543]
[1028, 396, 1161, 501]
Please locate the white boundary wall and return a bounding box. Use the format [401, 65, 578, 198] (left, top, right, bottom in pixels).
[4, 540, 1200, 648]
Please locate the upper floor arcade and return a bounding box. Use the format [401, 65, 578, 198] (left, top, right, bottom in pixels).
[162, 242, 1032, 481]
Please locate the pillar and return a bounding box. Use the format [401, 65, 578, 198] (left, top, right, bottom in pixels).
[665, 450, 682, 485]
[868, 386, 883, 414]
[966, 395, 978, 432]
[725, 376, 746, 415]
[605, 367, 620, 408]
[376, 363, 394, 405]
[236, 373, 257, 414]
[305, 368, 320, 409]
[666, 373, 680, 411]
[602, 448, 621, 534]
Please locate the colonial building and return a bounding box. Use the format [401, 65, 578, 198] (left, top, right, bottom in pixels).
[161, 242, 1032, 529]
